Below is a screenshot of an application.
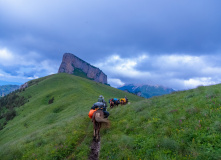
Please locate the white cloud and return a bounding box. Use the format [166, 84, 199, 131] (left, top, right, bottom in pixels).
[27, 75, 39, 80]
[0, 48, 14, 63]
[108, 78, 125, 88]
[183, 77, 218, 89]
[95, 53, 221, 90]
[151, 54, 221, 89]
[95, 54, 150, 78]
[0, 47, 58, 83]
[0, 47, 38, 66]
[155, 54, 204, 70]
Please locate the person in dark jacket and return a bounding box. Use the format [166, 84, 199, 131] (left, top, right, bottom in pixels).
[98, 95, 105, 102]
[92, 95, 109, 118]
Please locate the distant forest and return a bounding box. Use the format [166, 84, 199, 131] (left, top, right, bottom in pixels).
[0, 89, 28, 130]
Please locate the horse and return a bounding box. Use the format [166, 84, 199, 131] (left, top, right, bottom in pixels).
[120, 99, 125, 105]
[92, 110, 109, 142]
[120, 98, 128, 106]
[110, 100, 115, 108]
[115, 100, 120, 106]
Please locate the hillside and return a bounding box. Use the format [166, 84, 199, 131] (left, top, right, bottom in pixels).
[100, 85, 221, 159]
[0, 85, 20, 97]
[118, 84, 175, 98]
[0, 73, 143, 160]
[0, 73, 221, 159]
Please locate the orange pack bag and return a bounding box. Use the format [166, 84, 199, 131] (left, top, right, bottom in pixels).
[120, 98, 126, 103]
[88, 109, 96, 119]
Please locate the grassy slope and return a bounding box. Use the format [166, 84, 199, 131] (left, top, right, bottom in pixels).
[0, 73, 143, 160]
[100, 85, 221, 160]
[1, 73, 221, 160]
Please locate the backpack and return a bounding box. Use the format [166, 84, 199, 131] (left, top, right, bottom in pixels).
[88, 109, 96, 119]
[93, 102, 104, 109]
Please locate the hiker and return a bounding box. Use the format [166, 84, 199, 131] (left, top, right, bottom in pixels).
[98, 95, 105, 103]
[98, 95, 107, 107]
[89, 95, 109, 118]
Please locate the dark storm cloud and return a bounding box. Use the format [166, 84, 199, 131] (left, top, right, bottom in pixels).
[1, 0, 221, 58]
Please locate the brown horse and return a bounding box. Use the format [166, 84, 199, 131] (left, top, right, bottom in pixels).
[110, 100, 115, 108]
[120, 100, 124, 105]
[120, 98, 128, 106]
[92, 110, 109, 141]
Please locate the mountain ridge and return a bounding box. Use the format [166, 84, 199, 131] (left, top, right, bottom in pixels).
[0, 85, 20, 97]
[118, 83, 175, 98]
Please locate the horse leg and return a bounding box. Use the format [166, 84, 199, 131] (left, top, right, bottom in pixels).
[93, 128, 96, 140]
[96, 127, 99, 142]
[97, 123, 101, 141]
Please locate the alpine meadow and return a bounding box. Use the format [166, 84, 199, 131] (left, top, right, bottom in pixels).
[0, 73, 221, 160]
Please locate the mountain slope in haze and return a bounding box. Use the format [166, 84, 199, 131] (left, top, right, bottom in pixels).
[0, 73, 143, 160]
[118, 84, 175, 98]
[0, 85, 20, 97]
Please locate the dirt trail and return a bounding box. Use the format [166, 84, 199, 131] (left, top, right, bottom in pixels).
[88, 139, 100, 160]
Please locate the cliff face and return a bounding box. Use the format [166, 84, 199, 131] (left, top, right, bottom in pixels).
[58, 53, 107, 84]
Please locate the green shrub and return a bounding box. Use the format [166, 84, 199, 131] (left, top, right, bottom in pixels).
[5, 109, 16, 121]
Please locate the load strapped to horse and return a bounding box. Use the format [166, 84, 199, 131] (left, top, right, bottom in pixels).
[109, 98, 120, 108]
[88, 102, 109, 119]
[120, 96, 128, 105]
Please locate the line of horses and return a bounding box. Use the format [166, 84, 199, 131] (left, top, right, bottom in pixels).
[91, 97, 129, 141]
[109, 98, 128, 108]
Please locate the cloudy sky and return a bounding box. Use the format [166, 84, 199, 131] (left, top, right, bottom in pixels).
[0, 0, 221, 90]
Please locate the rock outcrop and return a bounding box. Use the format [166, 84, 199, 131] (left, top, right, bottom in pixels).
[20, 82, 28, 90]
[58, 53, 107, 84]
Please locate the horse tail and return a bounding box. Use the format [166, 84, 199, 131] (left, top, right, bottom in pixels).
[95, 116, 109, 123]
[95, 113, 109, 123]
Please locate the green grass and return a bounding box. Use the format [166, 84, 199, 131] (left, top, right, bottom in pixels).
[0, 73, 142, 160]
[100, 85, 221, 160]
[1, 73, 221, 159]
[72, 68, 94, 81]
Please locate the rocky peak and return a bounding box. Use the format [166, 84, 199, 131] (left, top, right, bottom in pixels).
[58, 53, 107, 84]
